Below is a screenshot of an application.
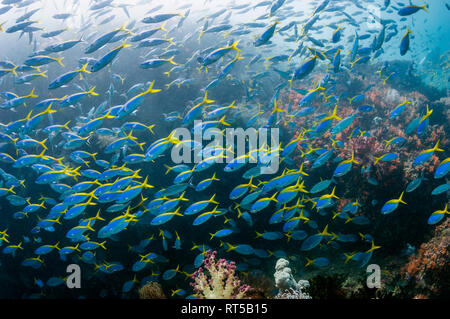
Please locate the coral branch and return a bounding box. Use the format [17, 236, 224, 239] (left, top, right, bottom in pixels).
[190, 250, 250, 299]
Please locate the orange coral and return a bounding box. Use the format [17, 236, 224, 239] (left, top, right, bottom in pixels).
[401, 218, 450, 298]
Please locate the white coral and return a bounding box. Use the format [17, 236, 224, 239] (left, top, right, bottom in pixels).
[274, 258, 312, 299]
[274, 258, 297, 291]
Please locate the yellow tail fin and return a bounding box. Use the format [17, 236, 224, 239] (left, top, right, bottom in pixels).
[229, 39, 241, 52]
[87, 86, 99, 96]
[142, 80, 162, 95]
[55, 56, 64, 67]
[27, 88, 38, 98]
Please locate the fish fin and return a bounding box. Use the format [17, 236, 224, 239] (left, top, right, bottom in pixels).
[55, 56, 64, 67]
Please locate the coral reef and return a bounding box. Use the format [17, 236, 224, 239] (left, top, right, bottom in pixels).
[374, 263, 409, 299]
[242, 273, 275, 299]
[275, 61, 449, 299]
[139, 282, 167, 299]
[278, 61, 448, 256]
[273, 258, 311, 299]
[307, 275, 347, 299]
[437, 97, 450, 106]
[401, 217, 450, 298]
[190, 250, 250, 299]
[341, 275, 368, 299]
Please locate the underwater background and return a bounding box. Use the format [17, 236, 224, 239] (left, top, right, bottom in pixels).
[0, 0, 448, 299]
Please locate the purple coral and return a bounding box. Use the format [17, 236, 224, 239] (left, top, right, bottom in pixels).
[190, 250, 250, 299]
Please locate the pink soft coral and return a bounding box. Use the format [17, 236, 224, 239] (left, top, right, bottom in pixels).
[190, 250, 250, 299]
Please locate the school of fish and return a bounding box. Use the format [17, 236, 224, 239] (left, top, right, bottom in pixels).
[0, 0, 448, 298]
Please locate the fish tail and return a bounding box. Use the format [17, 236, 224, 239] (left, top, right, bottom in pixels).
[159, 22, 168, 32]
[198, 31, 204, 43]
[78, 63, 90, 80]
[137, 142, 145, 151]
[373, 156, 381, 165]
[316, 84, 325, 91]
[230, 39, 241, 52]
[119, 42, 132, 49]
[8, 186, 15, 194]
[40, 138, 48, 150]
[168, 56, 177, 65]
[39, 70, 48, 78]
[398, 191, 407, 205]
[143, 80, 161, 95]
[28, 88, 38, 98]
[432, 139, 444, 152]
[405, 25, 412, 34]
[331, 186, 339, 199]
[87, 86, 99, 96]
[351, 151, 359, 164]
[56, 56, 64, 67]
[95, 210, 105, 221]
[102, 109, 114, 119]
[146, 124, 155, 134]
[209, 194, 219, 204]
[225, 243, 235, 252]
[168, 131, 180, 144]
[79, 62, 91, 74]
[118, 23, 128, 32]
[270, 192, 279, 202]
[9, 65, 18, 76]
[229, 101, 238, 109]
[202, 91, 215, 104]
[167, 37, 175, 45]
[219, 115, 230, 126]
